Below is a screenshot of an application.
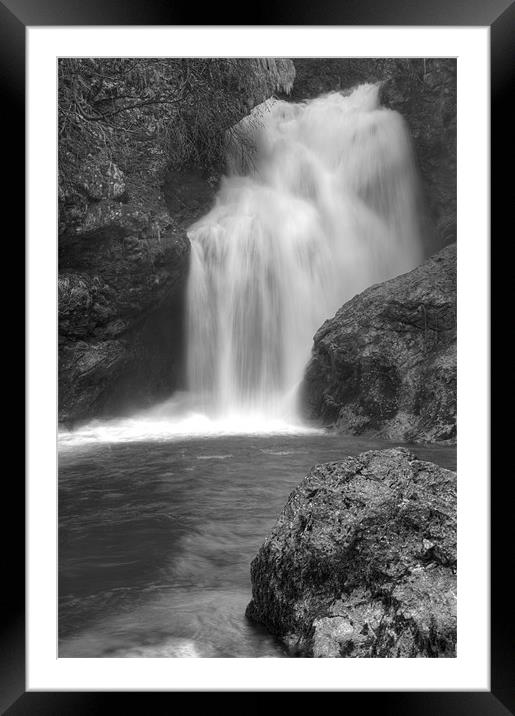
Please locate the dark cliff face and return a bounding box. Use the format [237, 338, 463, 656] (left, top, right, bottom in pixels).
[58, 162, 198, 424]
[291, 59, 456, 255]
[301, 244, 457, 444]
[58, 59, 295, 425]
[246, 448, 457, 657]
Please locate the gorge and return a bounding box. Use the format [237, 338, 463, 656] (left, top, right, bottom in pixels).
[58, 58, 456, 433]
[58, 58, 457, 658]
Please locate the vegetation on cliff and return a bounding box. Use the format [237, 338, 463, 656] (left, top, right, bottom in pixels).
[58, 58, 295, 211]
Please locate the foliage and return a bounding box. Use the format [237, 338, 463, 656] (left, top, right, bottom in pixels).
[58, 58, 291, 189]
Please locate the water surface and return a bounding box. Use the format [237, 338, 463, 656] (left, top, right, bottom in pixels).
[59, 432, 456, 657]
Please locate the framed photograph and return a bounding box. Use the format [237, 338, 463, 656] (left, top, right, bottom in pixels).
[10, 0, 504, 711]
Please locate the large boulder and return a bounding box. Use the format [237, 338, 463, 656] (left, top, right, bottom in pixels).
[300, 244, 456, 444]
[246, 448, 457, 657]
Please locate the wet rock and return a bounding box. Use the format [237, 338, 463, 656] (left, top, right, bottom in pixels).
[58, 155, 193, 426]
[58, 229, 190, 424]
[246, 447, 457, 657]
[301, 244, 456, 444]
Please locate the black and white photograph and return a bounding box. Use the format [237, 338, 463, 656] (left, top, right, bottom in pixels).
[0, 0, 501, 704]
[56, 56, 459, 660]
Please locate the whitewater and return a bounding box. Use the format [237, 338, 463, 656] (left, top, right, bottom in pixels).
[59, 83, 423, 447]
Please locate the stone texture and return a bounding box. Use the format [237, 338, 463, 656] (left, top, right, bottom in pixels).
[58, 155, 194, 425]
[246, 448, 457, 657]
[301, 244, 456, 444]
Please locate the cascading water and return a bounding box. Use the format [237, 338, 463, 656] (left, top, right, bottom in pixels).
[186, 83, 423, 423]
[59, 83, 425, 445]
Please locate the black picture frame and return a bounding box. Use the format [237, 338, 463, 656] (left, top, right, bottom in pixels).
[9, 0, 505, 711]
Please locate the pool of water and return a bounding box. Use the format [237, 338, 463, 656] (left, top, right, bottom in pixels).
[58, 433, 456, 657]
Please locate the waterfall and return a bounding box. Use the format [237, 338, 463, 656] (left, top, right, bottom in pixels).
[58, 83, 426, 446]
[185, 84, 423, 422]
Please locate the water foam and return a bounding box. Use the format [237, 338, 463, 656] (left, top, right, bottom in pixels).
[58, 394, 320, 449]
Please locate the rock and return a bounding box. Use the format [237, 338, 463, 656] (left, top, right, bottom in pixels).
[58, 227, 190, 424]
[300, 244, 456, 444]
[58, 148, 195, 425]
[290, 59, 456, 254]
[163, 166, 219, 226]
[59, 339, 129, 422]
[246, 448, 457, 657]
[76, 158, 127, 202]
